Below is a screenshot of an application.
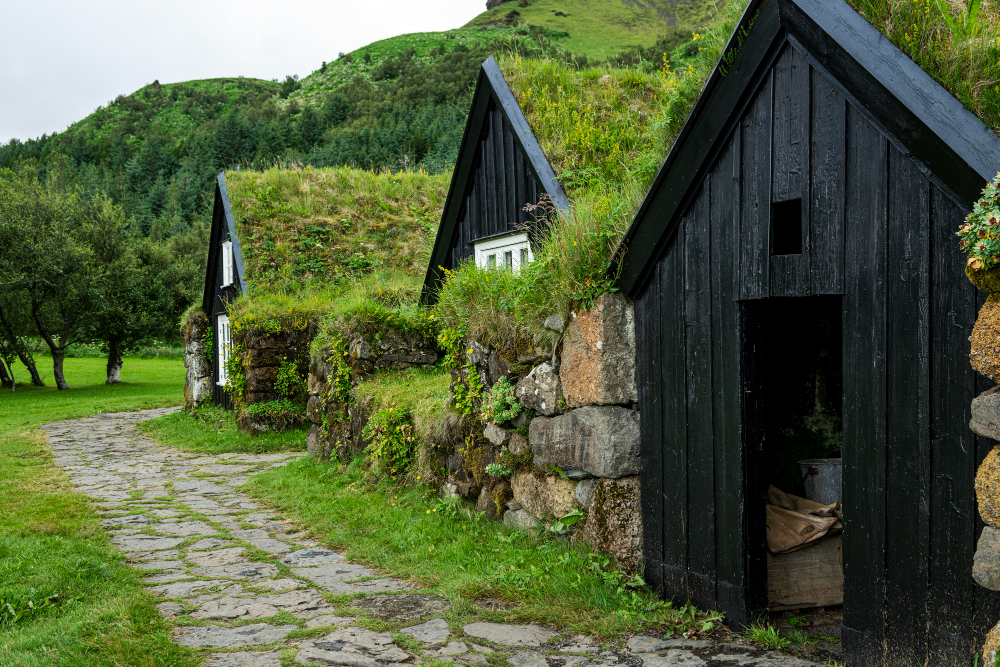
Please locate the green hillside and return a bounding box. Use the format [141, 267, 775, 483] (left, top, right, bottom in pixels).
[70, 77, 280, 149]
[288, 26, 516, 106]
[467, 0, 722, 57]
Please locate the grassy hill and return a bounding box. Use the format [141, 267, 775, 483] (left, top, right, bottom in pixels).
[68, 77, 280, 149]
[467, 0, 722, 57]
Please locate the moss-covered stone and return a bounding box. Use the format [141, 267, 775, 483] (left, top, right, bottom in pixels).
[978, 445, 1000, 527]
[466, 445, 496, 488]
[581, 476, 642, 574]
[971, 296, 1000, 383]
[968, 264, 1000, 295]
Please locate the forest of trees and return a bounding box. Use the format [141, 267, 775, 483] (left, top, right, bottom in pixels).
[0, 169, 205, 389]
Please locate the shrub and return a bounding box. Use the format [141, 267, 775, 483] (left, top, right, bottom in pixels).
[274, 360, 307, 398]
[957, 172, 1000, 270]
[363, 406, 418, 476]
[480, 376, 521, 425]
[245, 398, 306, 429]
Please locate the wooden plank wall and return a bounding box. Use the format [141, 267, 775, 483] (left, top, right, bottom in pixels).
[449, 99, 542, 268]
[636, 40, 990, 665]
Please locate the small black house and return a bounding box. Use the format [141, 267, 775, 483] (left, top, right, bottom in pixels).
[421, 55, 569, 303]
[201, 172, 247, 407]
[613, 0, 1000, 664]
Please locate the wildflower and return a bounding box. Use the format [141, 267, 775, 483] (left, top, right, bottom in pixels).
[426, 509, 431, 514]
[970, 256, 985, 270]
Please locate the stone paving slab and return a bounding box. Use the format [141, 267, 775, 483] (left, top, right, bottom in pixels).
[42, 409, 828, 666]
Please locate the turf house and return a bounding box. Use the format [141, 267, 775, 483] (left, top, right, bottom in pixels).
[186, 173, 248, 408]
[611, 0, 1000, 664]
[421, 55, 569, 303]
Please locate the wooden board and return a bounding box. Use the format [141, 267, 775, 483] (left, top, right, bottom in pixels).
[767, 535, 844, 611]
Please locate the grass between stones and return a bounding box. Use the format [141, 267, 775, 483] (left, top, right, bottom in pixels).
[0, 356, 199, 666]
[142, 409, 716, 642]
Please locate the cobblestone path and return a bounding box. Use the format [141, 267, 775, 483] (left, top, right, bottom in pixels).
[41, 409, 827, 667]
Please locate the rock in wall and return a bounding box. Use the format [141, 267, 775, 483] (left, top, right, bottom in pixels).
[182, 310, 212, 411]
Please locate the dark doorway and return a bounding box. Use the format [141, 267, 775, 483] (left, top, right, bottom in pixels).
[743, 296, 845, 640]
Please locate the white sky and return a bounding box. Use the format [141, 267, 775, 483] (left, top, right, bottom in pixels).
[0, 0, 485, 144]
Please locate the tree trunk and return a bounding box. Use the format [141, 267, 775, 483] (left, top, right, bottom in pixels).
[106, 337, 123, 384]
[19, 350, 44, 386]
[0, 360, 11, 389]
[50, 348, 68, 390]
[0, 304, 43, 385]
[32, 309, 69, 390]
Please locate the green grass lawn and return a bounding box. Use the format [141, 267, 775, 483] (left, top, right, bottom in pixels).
[0, 356, 199, 666]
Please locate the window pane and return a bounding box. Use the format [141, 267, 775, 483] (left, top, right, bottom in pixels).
[487, 254, 496, 269]
[504, 251, 513, 268]
[520, 248, 528, 267]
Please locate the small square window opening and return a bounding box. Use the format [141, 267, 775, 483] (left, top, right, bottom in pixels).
[771, 199, 803, 256]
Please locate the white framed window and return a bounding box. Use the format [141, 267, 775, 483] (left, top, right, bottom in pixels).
[474, 233, 533, 272]
[221, 240, 234, 287]
[217, 315, 232, 386]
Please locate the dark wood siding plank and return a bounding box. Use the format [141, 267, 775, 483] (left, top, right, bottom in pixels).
[684, 185, 716, 610]
[841, 106, 888, 665]
[769, 46, 811, 297]
[928, 183, 978, 664]
[710, 132, 747, 622]
[504, 117, 517, 231]
[741, 72, 773, 300]
[492, 106, 506, 235]
[637, 261, 664, 595]
[661, 219, 689, 600]
[884, 147, 930, 665]
[809, 67, 847, 294]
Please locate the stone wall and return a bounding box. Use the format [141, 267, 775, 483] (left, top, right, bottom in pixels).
[458, 292, 644, 573]
[182, 309, 212, 411]
[971, 389, 1000, 660]
[306, 329, 441, 461]
[237, 324, 315, 433]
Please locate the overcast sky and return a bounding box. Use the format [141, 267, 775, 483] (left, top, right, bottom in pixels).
[1, 0, 485, 144]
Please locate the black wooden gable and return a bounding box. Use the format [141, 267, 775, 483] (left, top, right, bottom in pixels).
[420, 55, 569, 304]
[614, 0, 1000, 297]
[202, 172, 247, 407]
[201, 172, 247, 315]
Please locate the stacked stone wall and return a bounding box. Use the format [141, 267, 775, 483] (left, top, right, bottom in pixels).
[972, 389, 1000, 659]
[447, 292, 644, 573]
[182, 309, 212, 411]
[236, 325, 315, 433]
[306, 329, 441, 461]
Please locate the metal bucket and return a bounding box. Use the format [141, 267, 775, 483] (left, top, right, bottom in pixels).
[799, 458, 843, 504]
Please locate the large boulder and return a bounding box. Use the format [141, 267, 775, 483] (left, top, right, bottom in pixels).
[529, 406, 640, 479]
[510, 471, 577, 519]
[581, 476, 642, 574]
[971, 296, 1000, 384]
[973, 526, 1000, 590]
[972, 386, 1000, 441]
[977, 445, 1000, 527]
[559, 292, 636, 408]
[515, 363, 563, 416]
